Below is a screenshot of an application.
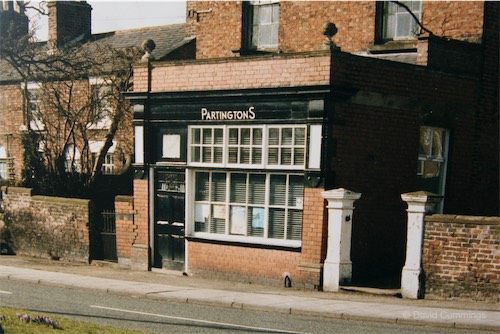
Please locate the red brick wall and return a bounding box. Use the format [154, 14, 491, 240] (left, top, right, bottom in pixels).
[0, 84, 25, 183]
[132, 179, 148, 246]
[188, 241, 302, 286]
[115, 195, 134, 263]
[422, 215, 500, 301]
[300, 188, 327, 264]
[134, 52, 331, 93]
[1, 186, 93, 262]
[186, 1, 485, 59]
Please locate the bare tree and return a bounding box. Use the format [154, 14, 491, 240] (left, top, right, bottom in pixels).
[0, 10, 141, 196]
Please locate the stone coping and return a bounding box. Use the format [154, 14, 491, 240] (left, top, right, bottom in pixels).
[425, 214, 499, 226]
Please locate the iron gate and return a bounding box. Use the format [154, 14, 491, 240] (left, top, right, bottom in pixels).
[100, 210, 117, 261]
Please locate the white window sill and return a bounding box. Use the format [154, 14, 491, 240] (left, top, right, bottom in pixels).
[188, 232, 301, 249]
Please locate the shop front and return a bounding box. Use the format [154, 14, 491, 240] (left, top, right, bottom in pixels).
[129, 86, 332, 287]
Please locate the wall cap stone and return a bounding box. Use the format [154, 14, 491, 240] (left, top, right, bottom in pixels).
[32, 195, 91, 206]
[425, 214, 500, 225]
[2, 186, 34, 196]
[115, 195, 134, 203]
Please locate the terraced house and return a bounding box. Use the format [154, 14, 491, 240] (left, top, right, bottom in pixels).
[123, 0, 498, 290]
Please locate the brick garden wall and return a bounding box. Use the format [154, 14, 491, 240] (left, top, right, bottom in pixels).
[0, 186, 95, 262]
[422, 215, 500, 301]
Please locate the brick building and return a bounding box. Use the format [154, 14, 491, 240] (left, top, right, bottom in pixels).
[0, 1, 193, 185]
[124, 1, 498, 288]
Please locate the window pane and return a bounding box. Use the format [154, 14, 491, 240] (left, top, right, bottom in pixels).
[269, 128, 279, 145]
[288, 175, 304, 207]
[397, 14, 411, 37]
[230, 173, 247, 203]
[229, 128, 238, 145]
[269, 209, 285, 239]
[195, 172, 209, 201]
[211, 173, 226, 202]
[203, 128, 212, 144]
[281, 147, 292, 165]
[241, 147, 250, 164]
[282, 128, 293, 145]
[294, 127, 305, 145]
[252, 147, 262, 164]
[214, 128, 224, 144]
[247, 207, 264, 237]
[228, 147, 238, 163]
[192, 147, 200, 162]
[268, 147, 279, 164]
[214, 147, 223, 163]
[252, 128, 262, 145]
[270, 175, 286, 205]
[287, 210, 303, 240]
[241, 128, 251, 145]
[210, 216, 226, 234]
[248, 174, 265, 204]
[431, 129, 444, 157]
[294, 147, 305, 165]
[192, 128, 200, 144]
[202, 147, 212, 162]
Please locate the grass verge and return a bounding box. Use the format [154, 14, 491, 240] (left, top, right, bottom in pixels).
[0, 307, 154, 334]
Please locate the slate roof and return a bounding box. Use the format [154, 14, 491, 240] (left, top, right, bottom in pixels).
[0, 23, 190, 83]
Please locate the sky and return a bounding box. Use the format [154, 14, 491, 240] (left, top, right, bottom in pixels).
[27, 0, 187, 41]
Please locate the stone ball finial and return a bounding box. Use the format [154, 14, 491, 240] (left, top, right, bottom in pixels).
[322, 22, 340, 52]
[323, 22, 338, 38]
[141, 39, 156, 62]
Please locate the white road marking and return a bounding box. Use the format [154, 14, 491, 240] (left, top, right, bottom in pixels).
[90, 305, 309, 334]
[0, 290, 13, 295]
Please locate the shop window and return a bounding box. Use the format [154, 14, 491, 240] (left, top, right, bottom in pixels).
[417, 126, 448, 211]
[189, 125, 306, 169]
[0, 145, 7, 180]
[244, 0, 280, 51]
[189, 124, 307, 246]
[376, 1, 422, 43]
[194, 171, 303, 243]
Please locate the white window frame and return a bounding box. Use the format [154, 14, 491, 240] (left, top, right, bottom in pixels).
[0, 144, 7, 180]
[380, 1, 422, 41]
[21, 82, 45, 131]
[188, 169, 303, 248]
[89, 77, 113, 129]
[188, 124, 307, 170]
[249, 0, 280, 50]
[64, 144, 81, 172]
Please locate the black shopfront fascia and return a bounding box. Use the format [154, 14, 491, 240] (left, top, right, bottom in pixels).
[126, 85, 341, 186]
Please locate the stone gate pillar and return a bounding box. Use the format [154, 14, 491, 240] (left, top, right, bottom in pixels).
[321, 188, 361, 292]
[401, 191, 442, 299]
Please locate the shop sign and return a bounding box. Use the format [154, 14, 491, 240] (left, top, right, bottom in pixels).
[201, 107, 256, 120]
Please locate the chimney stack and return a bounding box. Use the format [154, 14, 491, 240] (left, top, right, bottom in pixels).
[0, 0, 29, 42]
[48, 0, 92, 50]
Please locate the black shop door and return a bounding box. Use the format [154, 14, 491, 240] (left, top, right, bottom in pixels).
[154, 171, 185, 271]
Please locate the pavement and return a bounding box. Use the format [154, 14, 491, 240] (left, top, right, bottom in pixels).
[0, 255, 498, 332]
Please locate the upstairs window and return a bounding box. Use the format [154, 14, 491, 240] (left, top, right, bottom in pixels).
[64, 144, 81, 173]
[244, 0, 280, 51]
[89, 78, 113, 129]
[25, 83, 44, 131]
[376, 1, 422, 42]
[0, 145, 7, 180]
